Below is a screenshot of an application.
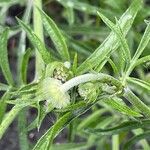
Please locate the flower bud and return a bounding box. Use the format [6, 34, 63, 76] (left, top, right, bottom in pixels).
[38, 77, 70, 109]
[45, 61, 72, 83]
[78, 82, 100, 102]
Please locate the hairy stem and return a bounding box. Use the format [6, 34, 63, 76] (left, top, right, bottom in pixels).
[61, 73, 122, 92]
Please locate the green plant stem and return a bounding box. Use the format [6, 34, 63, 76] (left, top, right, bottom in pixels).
[17, 1, 32, 149]
[18, 108, 29, 150]
[68, 89, 76, 142]
[112, 134, 119, 150]
[33, 0, 45, 79]
[61, 73, 122, 92]
[123, 88, 150, 118]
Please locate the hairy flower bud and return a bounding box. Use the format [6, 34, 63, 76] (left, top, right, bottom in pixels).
[38, 77, 70, 109]
[78, 82, 100, 102]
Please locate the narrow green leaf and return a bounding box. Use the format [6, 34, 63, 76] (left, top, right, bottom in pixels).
[127, 77, 150, 92]
[104, 97, 142, 117]
[56, 0, 99, 15]
[86, 119, 150, 135]
[124, 21, 150, 81]
[65, 7, 74, 25]
[0, 83, 9, 91]
[134, 55, 150, 68]
[0, 28, 14, 86]
[33, 112, 72, 150]
[66, 35, 91, 56]
[54, 101, 86, 113]
[33, 102, 95, 150]
[87, 116, 115, 146]
[77, 109, 106, 131]
[21, 48, 33, 84]
[123, 88, 150, 118]
[51, 142, 87, 150]
[132, 21, 150, 63]
[17, 18, 51, 64]
[0, 92, 10, 123]
[72, 53, 78, 74]
[97, 11, 131, 67]
[107, 58, 119, 75]
[133, 129, 150, 150]
[37, 8, 70, 61]
[63, 25, 109, 40]
[124, 131, 150, 150]
[0, 105, 22, 139]
[27, 103, 53, 131]
[77, 0, 142, 74]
